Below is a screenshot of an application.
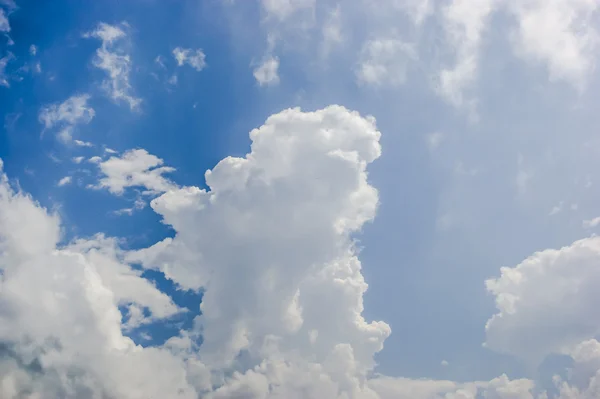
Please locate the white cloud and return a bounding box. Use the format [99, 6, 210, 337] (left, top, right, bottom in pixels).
[485, 236, 600, 364]
[85, 22, 141, 110]
[57, 176, 72, 187]
[94, 149, 177, 195]
[74, 139, 93, 147]
[583, 216, 600, 228]
[29, 44, 37, 55]
[356, 38, 415, 87]
[0, 163, 193, 398]
[427, 132, 444, 150]
[4, 103, 599, 397]
[261, 0, 315, 22]
[0, 8, 9, 32]
[173, 47, 206, 71]
[253, 55, 280, 86]
[506, 0, 600, 90]
[0, 52, 14, 87]
[437, 0, 497, 109]
[38, 94, 95, 143]
[72, 156, 85, 164]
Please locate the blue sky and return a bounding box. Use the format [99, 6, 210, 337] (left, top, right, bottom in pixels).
[2, 0, 600, 398]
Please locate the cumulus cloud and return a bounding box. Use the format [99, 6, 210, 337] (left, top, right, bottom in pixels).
[3, 104, 597, 398]
[94, 149, 177, 195]
[485, 237, 600, 365]
[0, 162, 190, 398]
[85, 22, 141, 110]
[253, 55, 280, 86]
[38, 94, 95, 143]
[173, 47, 206, 71]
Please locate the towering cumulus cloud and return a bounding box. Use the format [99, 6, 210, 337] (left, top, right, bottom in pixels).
[0, 106, 392, 398]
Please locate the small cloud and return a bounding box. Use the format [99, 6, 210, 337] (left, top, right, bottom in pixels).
[0, 52, 14, 87]
[104, 147, 117, 154]
[427, 132, 444, 150]
[356, 38, 415, 87]
[29, 44, 37, 56]
[154, 55, 166, 69]
[88, 156, 103, 164]
[74, 139, 94, 147]
[167, 74, 178, 86]
[57, 176, 72, 187]
[38, 94, 95, 143]
[172, 47, 206, 72]
[72, 156, 85, 164]
[253, 56, 280, 86]
[583, 217, 600, 229]
[549, 202, 563, 216]
[84, 22, 141, 110]
[441, 360, 449, 367]
[0, 8, 10, 33]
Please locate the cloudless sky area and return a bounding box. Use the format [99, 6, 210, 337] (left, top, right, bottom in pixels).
[1, 0, 600, 398]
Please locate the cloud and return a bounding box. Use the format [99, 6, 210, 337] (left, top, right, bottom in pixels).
[261, 0, 315, 22]
[0, 9, 8, 32]
[0, 52, 14, 87]
[356, 38, 415, 87]
[583, 216, 600, 228]
[437, 0, 497, 110]
[94, 149, 177, 195]
[29, 44, 37, 56]
[0, 163, 192, 397]
[505, 0, 600, 90]
[3, 103, 598, 397]
[485, 236, 600, 364]
[253, 55, 280, 86]
[38, 94, 95, 143]
[85, 23, 141, 110]
[172, 47, 206, 72]
[57, 176, 72, 187]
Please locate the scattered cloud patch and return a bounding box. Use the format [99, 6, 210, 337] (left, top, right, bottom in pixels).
[253, 55, 280, 86]
[94, 149, 177, 195]
[38, 94, 95, 143]
[0, 52, 14, 87]
[85, 22, 141, 110]
[57, 176, 72, 186]
[29, 44, 37, 55]
[583, 216, 600, 229]
[356, 38, 415, 87]
[172, 47, 206, 71]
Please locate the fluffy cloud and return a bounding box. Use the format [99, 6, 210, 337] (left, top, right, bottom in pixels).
[505, 0, 600, 90]
[253, 55, 280, 86]
[38, 94, 95, 143]
[173, 47, 206, 72]
[94, 149, 177, 195]
[3, 103, 598, 398]
[485, 237, 600, 365]
[0, 161, 193, 398]
[85, 22, 141, 110]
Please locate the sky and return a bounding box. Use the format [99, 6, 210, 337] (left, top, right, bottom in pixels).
[1, 0, 600, 398]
